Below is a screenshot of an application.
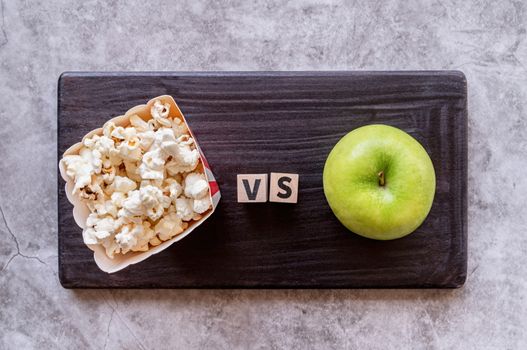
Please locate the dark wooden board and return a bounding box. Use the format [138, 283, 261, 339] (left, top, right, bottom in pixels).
[57, 71, 467, 288]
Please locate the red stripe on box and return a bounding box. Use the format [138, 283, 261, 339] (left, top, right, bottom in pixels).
[209, 181, 219, 196]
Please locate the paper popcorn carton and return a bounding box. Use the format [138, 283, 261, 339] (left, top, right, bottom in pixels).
[59, 95, 221, 273]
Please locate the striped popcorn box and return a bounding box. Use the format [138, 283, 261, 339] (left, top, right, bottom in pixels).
[59, 95, 221, 273]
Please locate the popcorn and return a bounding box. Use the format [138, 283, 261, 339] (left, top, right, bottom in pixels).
[119, 190, 143, 217]
[102, 238, 120, 259]
[118, 137, 142, 161]
[83, 228, 98, 245]
[140, 179, 163, 188]
[130, 114, 150, 132]
[151, 100, 172, 127]
[164, 178, 183, 199]
[175, 197, 195, 221]
[123, 127, 137, 140]
[93, 200, 119, 218]
[62, 98, 214, 259]
[114, 221, 154, 254]
[117, 185, 171, 221]
[165, 136, 200, 175]
[155, 212, 184, 241]
[112, 176, 137, 193]
[83, 213, 122, 250]
[102, 122, 115, 137]
[138, 130, 155, 150]
[62, 148, 100, 194]
[101, 165, 116, 184]
[111, 192, 126, 207]
[139, 147, 166, 180]
[83, 135, 115, 156]
[92, 217, 117, 240]
[155, 127, 177, 145]
[132, 222, 155, 252]
[184, 173, 209, 199]
[110, 126, 126, 140]
[123, 161, 141, 182]
[108, 148, 123, 167]
[109, 127, 141, 162]
[183, 173, 211, 214]
[171, 118, 188, 138]
[115, 224, 138, 253]
[139, 185, 171, 221]
[193, 196, 212, 214]
[79, 180, 104, 202]
[149, 236, 162, 246]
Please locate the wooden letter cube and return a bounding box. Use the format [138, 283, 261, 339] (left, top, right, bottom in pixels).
[237, 174, 268, 203]
[269, 173, 299, 203]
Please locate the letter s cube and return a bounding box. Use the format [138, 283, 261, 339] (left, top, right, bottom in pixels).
[269, 173, 299, 203]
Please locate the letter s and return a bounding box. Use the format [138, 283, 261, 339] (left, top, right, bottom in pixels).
[277, 176, 292, 199]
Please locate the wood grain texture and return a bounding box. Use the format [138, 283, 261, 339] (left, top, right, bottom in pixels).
[57, 71, 467, 288]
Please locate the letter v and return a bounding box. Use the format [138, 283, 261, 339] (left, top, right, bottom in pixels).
[242, 179, 261, 200]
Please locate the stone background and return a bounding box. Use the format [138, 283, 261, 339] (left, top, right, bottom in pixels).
[0, 0, 526, 349]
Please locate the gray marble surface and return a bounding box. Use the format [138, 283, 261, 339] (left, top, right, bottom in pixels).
[0, 0, 526, 349]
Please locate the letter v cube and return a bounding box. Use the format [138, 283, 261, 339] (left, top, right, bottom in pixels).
[237, 174, 268, 202]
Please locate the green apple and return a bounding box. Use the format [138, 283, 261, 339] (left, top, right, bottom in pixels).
[323, 124, 436, 240]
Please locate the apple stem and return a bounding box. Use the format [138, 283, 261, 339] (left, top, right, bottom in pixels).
[378, 171, 385, 187]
